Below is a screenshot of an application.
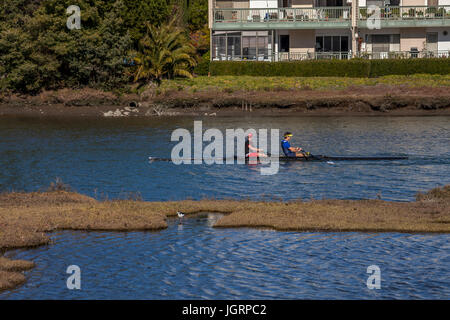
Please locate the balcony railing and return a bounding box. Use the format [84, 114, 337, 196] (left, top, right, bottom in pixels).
[359, 6, 450, 21]
[214, 7, 351, 24]
[213, 6, 449, 25]
[356, 50, 450, 59]
[212, 51, 450, 61]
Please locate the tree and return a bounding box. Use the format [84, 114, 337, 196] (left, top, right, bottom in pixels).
[187, 0, 208, 32]
[134, 19, 197, 86]
[121, 0, 171, 46]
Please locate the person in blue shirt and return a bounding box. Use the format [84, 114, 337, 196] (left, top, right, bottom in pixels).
[281, 132, 305, 157]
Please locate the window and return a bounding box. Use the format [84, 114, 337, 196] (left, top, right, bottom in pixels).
[280, 35, 290, 53]
[243, 36, 256, 59]
[212, 31, 272, 61]
[426, 32, 438, 52]
[212, 35, 226, 60]
[367, 34, 400, 53]
[316, 36, 349, 52]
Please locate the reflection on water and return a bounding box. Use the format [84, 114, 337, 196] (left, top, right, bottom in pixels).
[1, 214, 449, 300]
[0, 116, 449, 201]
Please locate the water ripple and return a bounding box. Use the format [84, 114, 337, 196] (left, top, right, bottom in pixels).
[1, 214, 448, 300]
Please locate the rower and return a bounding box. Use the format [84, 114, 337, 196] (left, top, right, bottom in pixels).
[245, 133, 267, 159]
[281, 132, 306, 157]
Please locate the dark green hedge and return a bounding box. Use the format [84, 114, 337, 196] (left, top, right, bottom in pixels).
[194, 51, 211, 76]
[210, 58, 450, 78]
[369, 58, 450, 77]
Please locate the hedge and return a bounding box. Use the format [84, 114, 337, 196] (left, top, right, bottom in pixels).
[369, 58, 450, 77]
[210, 58, 450, 78]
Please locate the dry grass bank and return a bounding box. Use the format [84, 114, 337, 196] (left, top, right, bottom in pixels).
[1, 77, 450, 118]
[214, 199, 449, 233]
[0, 258, 35, 292]
[0, 185, 448, 292]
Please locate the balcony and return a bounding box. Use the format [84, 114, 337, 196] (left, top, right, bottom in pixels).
[212, 50, 450, 62]
[359, 6, 450, 28]
[213, 7, 352, 30]
[212, 6, 450, 30]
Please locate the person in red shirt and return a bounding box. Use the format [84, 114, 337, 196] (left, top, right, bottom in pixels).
[245, 133, 267, 159]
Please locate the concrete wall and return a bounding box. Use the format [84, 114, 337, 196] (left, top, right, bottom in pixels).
[432, 28, 450, 51]
[288, 30, 316, 53]
[250, 0, 277, 7]
[401, 0, 426, 5]
[215, 0, 250, 8]
[291, 0, 314, 7]
[400, 28, 426, 51]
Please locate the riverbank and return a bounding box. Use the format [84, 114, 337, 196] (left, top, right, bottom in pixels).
[1, 75, 450, 118]
[0, 185, 448, 292]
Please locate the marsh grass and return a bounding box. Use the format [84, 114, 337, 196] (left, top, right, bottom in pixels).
[159, 75, 450, 93]
[416, 185, 450, 201]
[0, 258, 35, 292]
[0, 184, 448, 292]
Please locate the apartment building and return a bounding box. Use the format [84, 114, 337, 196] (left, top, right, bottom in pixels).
[208, 0, 450, 60]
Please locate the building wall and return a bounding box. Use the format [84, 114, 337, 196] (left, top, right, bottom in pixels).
[250, 0, 277, 7]
[215, 0, 250, 8]
[432, 28, 450, 51]
[289, 30, 316, 53]
[401, 0, 426, 5]
[400, 28, 426, 51]
[291, 0, 314, 7]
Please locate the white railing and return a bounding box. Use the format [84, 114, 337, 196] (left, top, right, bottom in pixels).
[213, 6, 450, 24]
[214, 7, 351, 23]
[211, 51, 450, 61]
[357, 50, 450, 59]
[359, 6, 450, 21]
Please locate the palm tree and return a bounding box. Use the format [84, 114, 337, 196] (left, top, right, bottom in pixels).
[133, 19, 196, 86]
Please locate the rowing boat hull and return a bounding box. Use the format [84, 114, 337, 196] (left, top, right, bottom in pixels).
[148, 155, 408, 162]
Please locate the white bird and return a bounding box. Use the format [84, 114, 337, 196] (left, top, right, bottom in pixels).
[177, 211, 185, 219]
[177, 211, 184, 221]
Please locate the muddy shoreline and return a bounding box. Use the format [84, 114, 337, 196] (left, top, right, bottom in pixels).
[1, 86, 449, 118]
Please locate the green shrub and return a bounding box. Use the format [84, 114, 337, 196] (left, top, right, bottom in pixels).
[210, 60, 371, 77]
[210, 58, 450, 78]
[194, 51, 210, 76]
[369, 58, 450, 77]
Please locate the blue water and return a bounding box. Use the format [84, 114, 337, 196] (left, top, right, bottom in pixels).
[0, 116, 449, 201]
[0, 115, 449, 299]
[1, 214, 449, 299]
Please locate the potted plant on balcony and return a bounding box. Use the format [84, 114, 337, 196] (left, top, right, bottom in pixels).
[408, 8, 416, 18]
[426, 6, 437, 18]
[391, 7, 400, 19]
[417, 10, 424, 19]
[435, 8, 446, 17]
[360, 8, 367, 19]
